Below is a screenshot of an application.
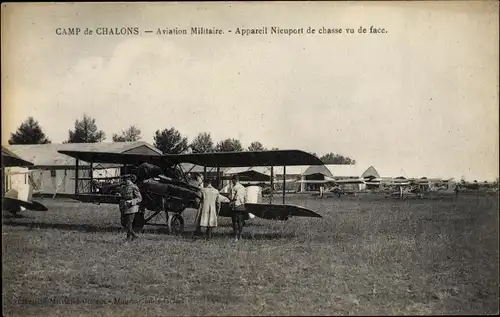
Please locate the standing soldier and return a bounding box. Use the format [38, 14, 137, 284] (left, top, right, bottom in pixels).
[119, 174, 142, 242]
[230, 175, 247, 241]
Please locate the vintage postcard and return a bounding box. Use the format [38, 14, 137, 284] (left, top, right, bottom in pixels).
[2, 1, 498, 316]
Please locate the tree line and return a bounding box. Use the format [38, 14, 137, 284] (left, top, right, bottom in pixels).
[7, 115, 356, 164]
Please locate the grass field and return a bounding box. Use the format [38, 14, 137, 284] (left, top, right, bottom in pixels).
[2, 193, 499, 316]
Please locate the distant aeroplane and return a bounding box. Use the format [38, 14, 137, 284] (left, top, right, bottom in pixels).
[456, 180, 498, 192]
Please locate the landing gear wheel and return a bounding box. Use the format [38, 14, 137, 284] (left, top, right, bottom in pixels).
[168, 214, 184, 235]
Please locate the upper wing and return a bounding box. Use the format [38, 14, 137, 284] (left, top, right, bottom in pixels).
[58, 149, 324, 168]
[168, 150, 324, 167]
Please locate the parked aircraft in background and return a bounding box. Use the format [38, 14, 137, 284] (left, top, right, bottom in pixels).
[1, 146, 48, 215]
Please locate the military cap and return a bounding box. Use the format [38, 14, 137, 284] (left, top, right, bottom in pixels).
[122, 174, 137, 182]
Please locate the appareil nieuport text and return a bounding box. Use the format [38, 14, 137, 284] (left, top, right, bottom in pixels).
[55, 26, 387, 36]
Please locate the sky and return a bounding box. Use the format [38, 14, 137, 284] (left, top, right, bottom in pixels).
[2, 2, 499, 181]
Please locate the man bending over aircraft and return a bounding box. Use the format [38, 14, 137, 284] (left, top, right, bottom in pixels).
[119, 174, 143, 242]
[230, 175, 247, 241]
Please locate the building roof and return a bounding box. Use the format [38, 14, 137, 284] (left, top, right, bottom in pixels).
[361, 166, 380, 178]
[225, 167, 272, 176]
[303, 165, 334, 177]
[363, 166, 410, 179]
[6, 141, 161, 168]
[325, 164, 368, 178]
[2, 146, 34, 167]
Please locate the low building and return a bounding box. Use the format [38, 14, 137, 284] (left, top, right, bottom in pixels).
[273, 166, 309, 192]
[5, 141, 162, 196]
[220, 166, 307, 193]
[326, 164, 368, 191]
[299, 165, 370, 192]
[361, 165, 410, 189]
[302, 165, 334, 191]
[224, 167, 271, 184]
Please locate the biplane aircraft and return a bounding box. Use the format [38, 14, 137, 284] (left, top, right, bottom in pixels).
[384, 178, 454, 199]
[455, 180, 498, 193]
[57, 149, 324, 234]
[2, 146, 48, 215]
[456, 181, 481, 191]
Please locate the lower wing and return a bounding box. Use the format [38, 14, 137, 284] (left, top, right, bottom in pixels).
[218, 202, 322, 221]
[2, 197, 48, 212]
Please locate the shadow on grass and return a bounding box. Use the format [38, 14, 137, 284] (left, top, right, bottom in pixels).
[2, 213, 27, 219]
[3, 220, 125, 233]
[2, 220, 294, 240]
[183, 230, 298, 241]
[2, 220, 172, 235]
[216, 222, 265, 228]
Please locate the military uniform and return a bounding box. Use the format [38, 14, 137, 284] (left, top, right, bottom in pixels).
[230, 181, 247, 240]
[119, 176, 142, 241]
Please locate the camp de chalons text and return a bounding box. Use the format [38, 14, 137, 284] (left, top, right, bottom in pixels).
[55, 26, 339, 36]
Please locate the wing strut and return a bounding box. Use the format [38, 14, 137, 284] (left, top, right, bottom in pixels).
[270, 165, 274, 203]
[216, 166, 220, 189]
[186, 165, 196, 174]
[282, 165, 286, 204]
[90, 162, 94, 193]
[75, 159, 80, 195]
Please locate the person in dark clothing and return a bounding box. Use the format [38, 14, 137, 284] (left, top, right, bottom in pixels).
[119, 174, 142, 242]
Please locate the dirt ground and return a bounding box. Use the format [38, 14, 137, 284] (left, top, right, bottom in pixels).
[2, 193, 499, 316]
